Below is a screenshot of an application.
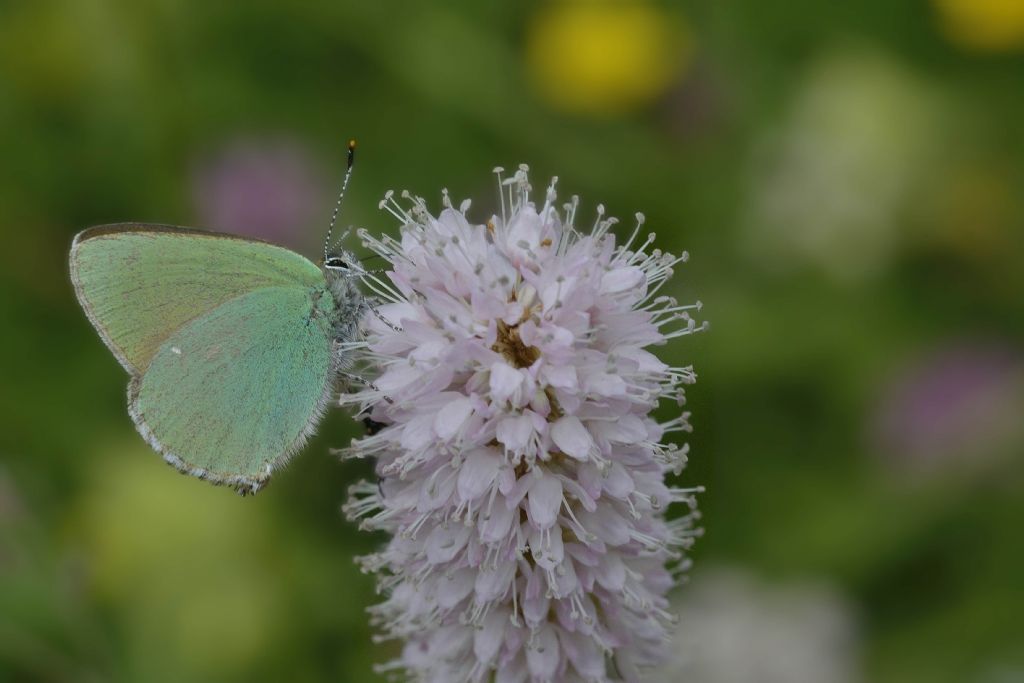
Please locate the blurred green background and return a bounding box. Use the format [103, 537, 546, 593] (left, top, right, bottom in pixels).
[2, 1, 1023, 681]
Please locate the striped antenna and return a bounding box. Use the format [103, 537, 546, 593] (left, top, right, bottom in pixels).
[323, 138, 356, 261]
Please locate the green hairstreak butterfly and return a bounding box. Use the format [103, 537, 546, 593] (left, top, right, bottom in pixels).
[70, 141, 367, 495]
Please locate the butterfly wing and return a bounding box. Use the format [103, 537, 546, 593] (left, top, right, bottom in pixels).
[130, 285, 335, 493]
[71, 225, 336, 493]
[70, 224, 326, 374]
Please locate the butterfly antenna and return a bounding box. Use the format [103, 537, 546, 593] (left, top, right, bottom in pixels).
[323, 138, 356, 262]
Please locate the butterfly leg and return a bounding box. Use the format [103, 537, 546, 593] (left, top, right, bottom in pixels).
[337, 370, 394, 404]
[364, 300, 402, 333]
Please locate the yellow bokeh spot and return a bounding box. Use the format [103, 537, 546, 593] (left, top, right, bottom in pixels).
[526, 1, 693, 117]
[934, 0, 1024, 52]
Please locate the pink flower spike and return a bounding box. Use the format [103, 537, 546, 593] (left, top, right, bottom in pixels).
[342, 166, 705, 682]
[551, 416, 594, 461]
[496, 414, 535, 456]
[526, 624, 561, 680]
[434, 396, 474, 440]
[527, 474, 564, 530]
[490, 361, 525, 404]
[457, 448, 501, 501]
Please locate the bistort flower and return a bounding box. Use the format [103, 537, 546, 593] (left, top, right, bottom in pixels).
[341, 165, 705, 682]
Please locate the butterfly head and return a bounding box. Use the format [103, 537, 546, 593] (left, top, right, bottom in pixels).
[324, 254, 356, 273]
[323, 248, 363, 284]
[323, 248, 365, 314]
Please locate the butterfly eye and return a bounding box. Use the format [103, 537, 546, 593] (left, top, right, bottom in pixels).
[326, 257, 349, 269]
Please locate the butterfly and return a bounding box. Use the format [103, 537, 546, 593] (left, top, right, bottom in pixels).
[69, 141, 368, 495]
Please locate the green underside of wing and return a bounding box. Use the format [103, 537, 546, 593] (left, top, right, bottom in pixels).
[131, 285, 335, 483]
[71, 226, 326, 373]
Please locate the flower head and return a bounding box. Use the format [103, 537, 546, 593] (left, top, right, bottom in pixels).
[342, 166, 705, 682]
